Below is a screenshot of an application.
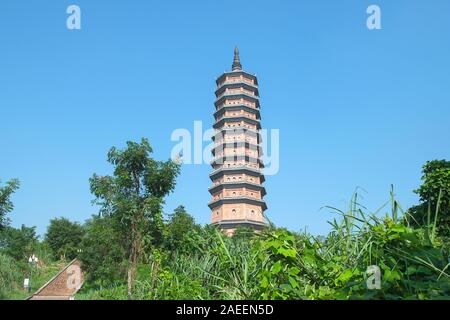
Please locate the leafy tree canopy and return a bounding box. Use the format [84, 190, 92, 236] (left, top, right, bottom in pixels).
[45, 217, 85, 260]
[79, 215, 127, 285]
[409, 160, 450, 243]
[0, 179, 20, 230]
[164, 205, 201, 254]
[415, 159, 450, 209]
[0, 224, 38, 262]
[89, 138, 180, 299]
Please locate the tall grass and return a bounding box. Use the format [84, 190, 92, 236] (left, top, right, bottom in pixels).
[0, 253, 21, 299]
[77, 188, 450, 300]
[321, 187, 450, 299]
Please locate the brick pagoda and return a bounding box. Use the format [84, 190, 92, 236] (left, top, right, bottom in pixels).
[208, 48, 267, 235]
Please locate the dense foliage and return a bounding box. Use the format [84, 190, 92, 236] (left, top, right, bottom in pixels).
[1, 150, 449, 300]
[0, 253, 21, 299]
[0, 225, 38, 261]
[45, 217, 85, 260]
[88, 138, 180, 299]
[415, 160, 450, 211]
[408, 160, 450, 252]
[79, 215, 127, 285]
[163, 205, 202, 254]
[77, 191, 450, 300]
[0, 179, 20, 230]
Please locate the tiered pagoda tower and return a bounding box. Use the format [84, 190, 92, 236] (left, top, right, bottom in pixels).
[208, 48, 267, 235]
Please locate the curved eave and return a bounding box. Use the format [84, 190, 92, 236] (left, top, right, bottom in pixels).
[211, 219, 268, 230]
[208, 197, 268, 211]
[216, 71, 259, 86]
[211, 141, 262, 156]
[213, 117, 261, 130]
[209, 167, 265, 183]
[214, 94, 260, 109]
[214, 105, 260, 120]
[208, 182, 267, 196]
[210, 155, 264, 168]
[212, 127, 262, 142]
[216, 80, 258, 94]
[215, 82, 259, 97]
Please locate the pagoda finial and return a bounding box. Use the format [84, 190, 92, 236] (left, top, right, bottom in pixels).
[232, 46, 242, 71]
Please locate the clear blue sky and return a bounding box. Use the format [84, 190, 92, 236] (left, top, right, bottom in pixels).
[1, 1, 449, 236]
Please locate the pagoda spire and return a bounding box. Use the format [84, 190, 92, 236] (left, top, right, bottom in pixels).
[232, 47, 242, 71]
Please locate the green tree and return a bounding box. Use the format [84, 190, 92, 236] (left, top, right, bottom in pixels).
[164, 205, 201, 254]
[89, 138, 180, 299]
[79, 215, 127, 285]
[0, 179, 20, 230]
[0, 224, 38, 261]
[416, 160, 450, 209]
[45, 217, 85, 260]
[409, 160, 450, 243]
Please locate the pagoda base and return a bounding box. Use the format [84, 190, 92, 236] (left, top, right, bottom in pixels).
[211, 219, 267, 236]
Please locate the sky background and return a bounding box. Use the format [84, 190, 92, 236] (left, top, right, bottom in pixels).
[1, 0, 449, 236]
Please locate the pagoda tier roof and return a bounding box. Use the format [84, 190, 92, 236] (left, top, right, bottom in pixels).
[216, 70, 259, 86]
[211, 141, 262, 156]
[210, 155, 264, 168]
[215, 82, 259, 97]
[214, 93, 260, 109]
[213, 117, 261, 130]
[208, 197, 267, 211]
[209, 166, 265, 183]
[212, 127, 261, 141]
[211, 219, 268, 230]
[216, 79, 258, 93]
[214, 104, 260, 120]
[208, 182, 266, 196]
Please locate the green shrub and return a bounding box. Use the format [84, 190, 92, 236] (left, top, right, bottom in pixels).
[0, 225, 38, 262]
[79, 215, 127, 286]
[78, 188, 450, 300]
[45, 217, 85, 260]
[0, 253, 21, 299]
[252, 191, 450, 300]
